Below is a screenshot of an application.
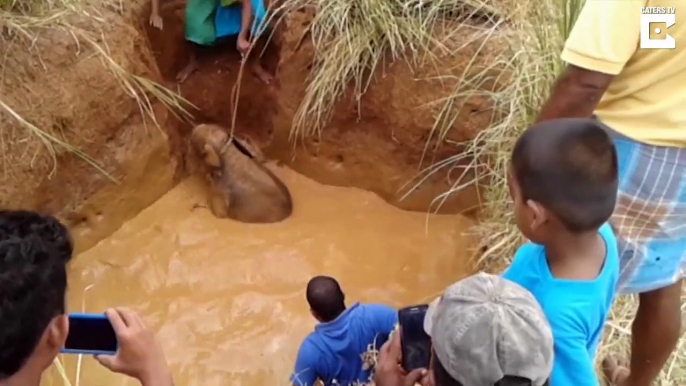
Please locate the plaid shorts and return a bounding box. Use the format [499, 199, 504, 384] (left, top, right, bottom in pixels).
[609, 132, 686, 295]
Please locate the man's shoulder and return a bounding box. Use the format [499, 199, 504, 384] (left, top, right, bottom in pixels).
[355, 303, 395, 318]
[356, 303, 397, 322]
[358, 303, 395, 312]
[300, 331, 318, 345]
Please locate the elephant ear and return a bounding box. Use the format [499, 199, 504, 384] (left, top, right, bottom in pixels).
[203, 144, 222, 167]
[235, 136, 266, 163]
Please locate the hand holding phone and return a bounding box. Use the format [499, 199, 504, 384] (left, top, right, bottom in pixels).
[94, 308, 173, 386]
[62, 308, 173, 386]
[374, 329, 430, 386]
[398, 304, 432, 372]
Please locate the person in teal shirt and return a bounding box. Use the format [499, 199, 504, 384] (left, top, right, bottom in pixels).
[149, 0, 272, 84]
[502, 118, 620, 386]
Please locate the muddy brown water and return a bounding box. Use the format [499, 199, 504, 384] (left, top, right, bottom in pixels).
[42, 165, 474, 386]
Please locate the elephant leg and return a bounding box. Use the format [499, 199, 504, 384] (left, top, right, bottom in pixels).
[208, 186, 230, 218]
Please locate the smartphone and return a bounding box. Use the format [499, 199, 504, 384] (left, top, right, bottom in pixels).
[398, 304, 432, 371]
[61, 313, 118, 355]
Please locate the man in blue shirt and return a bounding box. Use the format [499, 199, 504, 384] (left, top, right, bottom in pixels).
[502, 119, 620, 386]
[290, 276, 397, 386]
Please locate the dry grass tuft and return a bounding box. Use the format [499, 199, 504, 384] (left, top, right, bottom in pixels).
[264, 0, 506, 143]
[0, 0, 193, 182]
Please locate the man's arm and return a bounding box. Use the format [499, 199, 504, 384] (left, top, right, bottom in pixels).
[365, 304, 398, 349]
[290, 340, 319, 386]
[95, 308, 174, 386]
[535, 65, 614, 124]
[237, 0, 255, 55]
[535, 0, 646, 123]
[240, 0, 254, 41]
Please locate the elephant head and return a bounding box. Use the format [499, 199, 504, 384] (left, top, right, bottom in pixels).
[190, 124, 265, 167]
[190, 124, 230, 168]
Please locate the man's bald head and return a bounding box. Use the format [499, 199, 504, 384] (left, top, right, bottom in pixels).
[306, 276, 346, 322]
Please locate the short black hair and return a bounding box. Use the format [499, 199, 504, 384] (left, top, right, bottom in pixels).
[433, 355, 548, 386]
[0, 211, 73, 379]
[306, 276, 345, 322]
[511, 118, 618, 233]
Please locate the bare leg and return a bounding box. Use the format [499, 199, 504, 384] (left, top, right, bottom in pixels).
[603, 279, 683, 386]
[249, 38, 274, 85]
[177, 44, 199, 83]
[252, 61, 273, 85]
[208, 185, 230, 218]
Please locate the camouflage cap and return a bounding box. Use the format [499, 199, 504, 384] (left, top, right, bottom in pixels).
[423, 273, 554, 386]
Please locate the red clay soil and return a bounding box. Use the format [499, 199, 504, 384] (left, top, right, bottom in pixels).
[143, 0, 279, 146]
[141, 4, 498, 215]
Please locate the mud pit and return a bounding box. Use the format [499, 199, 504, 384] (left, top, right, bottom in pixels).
[43, 168, 475, 386]
[0, 1, 504, 384]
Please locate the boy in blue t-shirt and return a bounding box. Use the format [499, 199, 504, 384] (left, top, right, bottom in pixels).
[502, 118, 620, 386]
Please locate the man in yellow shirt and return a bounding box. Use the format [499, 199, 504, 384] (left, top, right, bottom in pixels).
[536, 1, 686, 385]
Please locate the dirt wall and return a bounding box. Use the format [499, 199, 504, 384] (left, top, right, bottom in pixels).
[0, 1, 180, 253]
[265, 12, 503, 214]
[144, 7, 504, 215]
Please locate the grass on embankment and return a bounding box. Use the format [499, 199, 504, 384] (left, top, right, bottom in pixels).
[262, 0, 504, 144]
[0, 0, 193, 182]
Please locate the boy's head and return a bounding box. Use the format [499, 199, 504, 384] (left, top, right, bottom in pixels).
[508, 118, 618, 243]
[0, 211, 73, 380]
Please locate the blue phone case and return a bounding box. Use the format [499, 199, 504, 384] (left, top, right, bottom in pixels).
[60, 313, 118, 356]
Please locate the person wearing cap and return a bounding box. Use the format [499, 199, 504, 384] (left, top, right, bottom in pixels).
[374, 273, 554, 386]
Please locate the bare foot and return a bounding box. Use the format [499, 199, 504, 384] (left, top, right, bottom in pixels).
[176, 57, 197, 83]
[252, 63, 274, 85]
[602, 356, 630, 386]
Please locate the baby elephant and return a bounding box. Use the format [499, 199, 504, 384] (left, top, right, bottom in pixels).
[190, 124, 293, 223]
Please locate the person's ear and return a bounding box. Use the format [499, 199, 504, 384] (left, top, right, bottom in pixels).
[526, 200, 548, 230]
[46, 314, 69, 352]
[309, 309, 320, 321]
[506, 168, 516, 199]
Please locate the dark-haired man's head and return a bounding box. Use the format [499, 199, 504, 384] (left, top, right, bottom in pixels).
[508, 118, 618, 244]
[0, 211, 74, 383]
[306, 276, 346, 323]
